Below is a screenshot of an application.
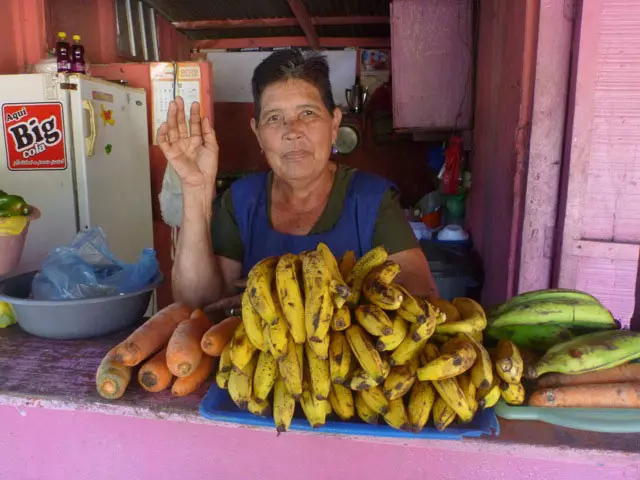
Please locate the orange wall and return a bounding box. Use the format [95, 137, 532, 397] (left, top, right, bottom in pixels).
[0, 0, 47, 74]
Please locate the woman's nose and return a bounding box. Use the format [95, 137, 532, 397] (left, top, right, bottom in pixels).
[283, 118, 303, 140]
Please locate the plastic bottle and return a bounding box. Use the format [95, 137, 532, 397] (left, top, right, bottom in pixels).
[71, 35, 86, 74]
[55, 32, 71, 73]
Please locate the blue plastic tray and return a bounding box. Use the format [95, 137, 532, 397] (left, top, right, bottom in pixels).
[199, 383, 500, 440]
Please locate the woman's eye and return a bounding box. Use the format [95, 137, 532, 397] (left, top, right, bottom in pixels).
[266, 114, 281, 123]
[301, 110, 315, 118]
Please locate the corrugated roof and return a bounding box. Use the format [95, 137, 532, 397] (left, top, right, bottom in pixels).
[146, 0, 390, 40]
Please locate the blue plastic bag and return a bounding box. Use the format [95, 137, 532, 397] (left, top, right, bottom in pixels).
[31, 227, 160, 301]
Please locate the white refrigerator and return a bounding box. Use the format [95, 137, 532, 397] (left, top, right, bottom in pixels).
[0, 73, 154, 278]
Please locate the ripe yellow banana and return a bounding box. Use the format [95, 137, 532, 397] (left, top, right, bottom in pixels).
[429, 298, 459, 323]
[426, 344, 474, 423]
[273, 374, 295, 433]
[302, 251, 332, 342]
[383, 356, 419, 400]
[478, 379, 501, 409]
[339, 250, 356, 280]
[433, 396, 456, 431]
[300, 377, 327, 428]
[246, 256, 279, 323]
[434, 297, 486, 334]
[216, 343, 233, 389]
[253, 350, 278, 401]
[417, 340, 477, 381]
[277, 336, 302, 399]
[389, 320, 435, 366]
[230, 323, 258, 370]
[247, 396, 271, 417]
[377, 313, 408, 351]
[407, 381, 436, 432]
[346, 246, 388, 306]
[363, 280, 404, 310]
[463, 332, 494, 390]
[329, 383, 355, 420]
[500, 381, 525, 405]
[349, 368, 384, 390]
[494, 339, 524, 384]
[370, 261, 402, 284]
[241, 291, 267, 351]
[228, 354, 257, 410]
[345, 325, 385, 382]
[360, 385, 389, 414]
[355, 390, 379, 424]
[307, 331, 330, 359]
[305, 342, 331, 400]
[354, 305, 394, 336]
[318, 243, 350, 304]
[421, 342, 440, 364]
[329, 330, 352, 384]
[457, 373, 478, 415]
[331, 304, 352, 331]
[395, 285, 428, 323]
[383, 398, 410, 431]
[275, 254, 306, 344]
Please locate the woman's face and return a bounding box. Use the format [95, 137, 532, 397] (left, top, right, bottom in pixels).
[251, 78, 342, 183]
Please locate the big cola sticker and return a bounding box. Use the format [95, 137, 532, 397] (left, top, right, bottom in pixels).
[3, 103, 67, 171]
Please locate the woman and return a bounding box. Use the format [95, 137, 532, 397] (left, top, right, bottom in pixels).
[157, 50, 438, 309]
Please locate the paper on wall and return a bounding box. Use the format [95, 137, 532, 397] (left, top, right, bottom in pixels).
[206, 50, 357, 106]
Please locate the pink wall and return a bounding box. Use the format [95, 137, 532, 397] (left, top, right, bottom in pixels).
[554, 0, 640, 326]
[1, 406, 637, 479]
[467, 0, 527, 307]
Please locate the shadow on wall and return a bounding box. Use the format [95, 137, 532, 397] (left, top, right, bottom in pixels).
[214, 103, 437, 207]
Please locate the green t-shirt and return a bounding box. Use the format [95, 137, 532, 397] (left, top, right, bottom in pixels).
[211, 164, 418, 261]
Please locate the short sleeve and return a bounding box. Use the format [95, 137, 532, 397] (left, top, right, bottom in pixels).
[371, 189, 419, 255]
[211, 190, 244, 262]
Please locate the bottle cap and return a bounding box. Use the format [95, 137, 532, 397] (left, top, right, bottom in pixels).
[73, 35, 81, 42]
[57, 32, 67, 39]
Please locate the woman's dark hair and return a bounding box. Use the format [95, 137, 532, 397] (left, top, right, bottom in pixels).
[251, 49, 336, 121]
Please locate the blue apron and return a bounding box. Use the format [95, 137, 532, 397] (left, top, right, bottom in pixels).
[231, 170, 394, 276]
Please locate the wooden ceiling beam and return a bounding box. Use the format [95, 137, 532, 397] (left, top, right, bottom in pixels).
[193, 37, 390, 50]
[173, 16, 389, 30]
[285, 0, 319, 49]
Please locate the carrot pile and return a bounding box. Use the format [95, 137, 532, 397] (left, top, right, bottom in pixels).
[96, 303, 239, 400]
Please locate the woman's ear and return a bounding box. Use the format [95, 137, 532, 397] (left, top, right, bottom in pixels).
[331, 108, 342, 142]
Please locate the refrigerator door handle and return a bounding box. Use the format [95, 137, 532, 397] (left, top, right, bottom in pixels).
[82, 99, 97, 157]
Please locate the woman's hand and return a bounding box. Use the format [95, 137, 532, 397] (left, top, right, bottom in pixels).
[156, 96, 218, 192]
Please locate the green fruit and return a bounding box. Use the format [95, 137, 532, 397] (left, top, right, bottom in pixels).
[486, 324, 573, 352]
[488, 299, 616, 331]
[488, 289, 600, 318]
[526, 330, 640, 379]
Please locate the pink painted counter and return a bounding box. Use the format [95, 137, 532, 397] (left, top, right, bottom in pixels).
[1, 327, 639, 480]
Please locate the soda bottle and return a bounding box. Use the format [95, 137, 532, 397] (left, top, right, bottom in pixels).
[55, 32, 71, 73]
[71, 35, 86, 74]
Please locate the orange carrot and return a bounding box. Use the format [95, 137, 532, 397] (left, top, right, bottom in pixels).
[537, 363, 640, 389]
[171, 354, 215, 397]
[200, 316, 242, 356]
[166, 309, 212, 377]
[96, 348, 132, 399]
[138, 347, 174, 392]
[113, 303, 192, 366]
[529, 382, 640, 408]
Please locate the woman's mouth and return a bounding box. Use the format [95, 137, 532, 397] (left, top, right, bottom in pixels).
[282, 150, 311, 160]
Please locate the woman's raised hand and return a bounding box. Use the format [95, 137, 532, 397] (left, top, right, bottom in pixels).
[156, 96, 218, 192]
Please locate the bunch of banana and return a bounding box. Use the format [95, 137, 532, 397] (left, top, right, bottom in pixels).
[486, 288, 618, 352]
[218, 243, 498, 433]
[492, 339, 525, 405]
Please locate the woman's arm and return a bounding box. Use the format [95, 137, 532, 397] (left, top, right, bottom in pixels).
[389, 248, 439, 301]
